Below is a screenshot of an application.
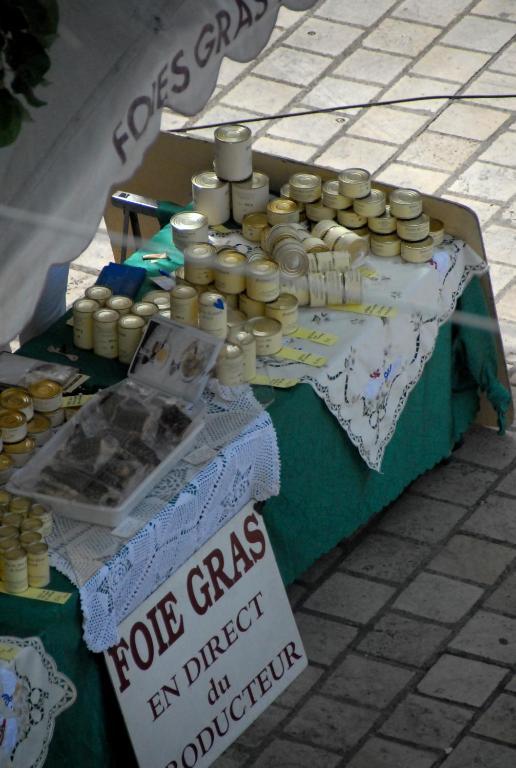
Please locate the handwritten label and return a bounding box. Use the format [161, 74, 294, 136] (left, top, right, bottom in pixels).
[251, 375, 299, 388]
[275, 348, 327, 367]
[0, 582, 72, 605]
[290, 328, 338, 346]
[62, 394, 95, 408]
[329, 303, 397, 318]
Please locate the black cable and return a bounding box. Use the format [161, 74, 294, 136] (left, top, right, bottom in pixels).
[173, 92, 516, 133]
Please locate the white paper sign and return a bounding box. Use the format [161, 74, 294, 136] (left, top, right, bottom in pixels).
[104, 502, 307, 768]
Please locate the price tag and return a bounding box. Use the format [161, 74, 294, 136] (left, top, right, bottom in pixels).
[62, 394, 94, 408]
[250, 374, 299, 388]
[359, 266, 379, 279]
[290, 328, 338, 346]
[329, 303, 397, 318]
[0, 644, 18, 662]
[211, 224, 234, 234]
[275, 348, 327, 367]
[0, 582, 72, 605]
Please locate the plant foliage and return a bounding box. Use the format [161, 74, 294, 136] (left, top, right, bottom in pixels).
[0, 0, 59, 147]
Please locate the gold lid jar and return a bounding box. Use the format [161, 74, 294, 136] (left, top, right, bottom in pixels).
[214, 250, 247, 295]
[0, 410, 27, 443]
[239, 292, 266, 318]
[183, 242, 216, 286]
[9, 496, 31, 516]
[368, 206, 397, 235]
[397, 213, 430, 242]
[338, 168, 371, 199]
[28, 380, 63, 413]
[265, 293, 299, 336]
[430, 218, 445, 246]
[305, 200, 336, 222]
[401, 237, 434, 263]
[337, 209, 368, 229]
[19, 531, 42, 548]
[288, 173, 322, 204]
[85, 285, 112, 306]
[216, 343, 245, 386]
[370, 233, 402, 258]
[0, 388, 33, 420]
[321, 180, 353, 210]
[213, 124, 253, 182]
[198, 291, 228, 339]
[242, 212, 269, 243]
[118, 314, 146, 364]
[353, 189, 386, 218]
[170, 285, 199, 326]
[192, 171, 230, 225]
[105, 295, 133, 316]
[266, 198, 303, 226]
[3, 437, 36, 467]
[246, 259, 280, 303]
[170, 211, 209, 250]
[245, 317, 283, 356]
[389, 188, 423, 220]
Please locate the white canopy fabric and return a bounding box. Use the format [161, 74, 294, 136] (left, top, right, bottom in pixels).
[0, 0, 316, 344]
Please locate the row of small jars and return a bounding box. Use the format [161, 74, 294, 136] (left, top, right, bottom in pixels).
[0, 492, 52, 592]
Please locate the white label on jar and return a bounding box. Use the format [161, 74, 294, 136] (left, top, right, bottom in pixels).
[246, 274, 280, 303]
[184, 264, 214, 285]
[73, 311, 95, 349]
[118, 326, 143, 364]
[94, 324, 118, 359]
[199, 305, 227, 339]
[216, 356, 245, 386]
[232, 184, 270, 224]
[308, 273, 327, 307]
[1, 424, 27, 443]
[5, 555, 28, 593]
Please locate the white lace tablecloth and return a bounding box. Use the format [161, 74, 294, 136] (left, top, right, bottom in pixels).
[255, 237, 486, 470]
[48, 387, 280, 653]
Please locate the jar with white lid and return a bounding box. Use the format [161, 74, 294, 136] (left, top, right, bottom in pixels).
[214, 124, 253, 182]
[192, 171, 230, 225]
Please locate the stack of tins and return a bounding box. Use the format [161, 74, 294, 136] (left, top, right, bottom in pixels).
[0, 489, 52, 592]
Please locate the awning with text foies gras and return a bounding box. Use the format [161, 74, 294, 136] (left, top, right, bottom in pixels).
[0, 0, 317, 344]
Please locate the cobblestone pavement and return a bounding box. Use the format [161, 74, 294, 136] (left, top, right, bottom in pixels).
[70, 1, 516, 764]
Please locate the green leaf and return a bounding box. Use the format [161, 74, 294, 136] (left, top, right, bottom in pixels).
[0, 88, 24, 146]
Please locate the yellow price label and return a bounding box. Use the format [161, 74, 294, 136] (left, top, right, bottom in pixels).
[62, 394, 94, 408]
[211, 224, 234, 234]
[290, 328, 338, 346]
[358, 266, 379, 279]
[0, 644, 18, 661]
[275, 348, 327, 367]
[0, 582, 72, 605]
[329, 303, 397, 318]
[250, 375, 299, 388]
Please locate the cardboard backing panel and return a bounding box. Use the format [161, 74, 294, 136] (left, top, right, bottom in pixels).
[103, 131, 513, 428]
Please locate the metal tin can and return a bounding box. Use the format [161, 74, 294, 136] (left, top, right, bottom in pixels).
[118, 315, 145, 364]
[199, 292, 227, 339]
[216, 343, 245, 386]
[214, 251, 246, 295]
[288, 173, 322, 203]
[353, 189, 386, 218]
[246, 259, 280, 303]
[245, 317, 283, 356]
[141, 290, 171, 311]
[0, 454, 14, 485]
[242, 212, 269, 243]
[280, 183, 291, 199]
[344, 269, 363, 304]
[0, 525, 19, 542]
[93, 309, 119, 358]
[45, 408, 65, 427]
[308, 252, 332, 273]
[308, 273, 327, 307]
[170, 285, 199, 326]
[221, 292, 239, 310]
[430, 218, 445, 246]
[397, 213, 430, 242]
[170, 211, 209, 251]
[192, 171, 230, 225]
[389, 188, 423, 219]
[232, 172, 269, 223]
[274, 239, 309, 278]
[333, 231, 369, 262]
[214, 124, 253, 182]
[303, 237, 328, 254]
[9, 496, 31, 516]
[323, 225, 349, 250]
[265, 294, 299, 335]
[105, 295, 133, 316]
[3, 513, 22, 529]
[239, 292, 266, 318]
[337, 209, 367, 229]
[326, 270, 345, 305]
[368, 206, 397, 234]
[321, 180, 352, 210]
[338, 168, 371, 199]
[280, 275, 310, 306]
[0, 388, 33, 420]
[26, 414, 52, 446]
[266, 198, 303, 226]
[85, 285, 112, 306]
[132, 302, 159, 322]
[183, 243, 216, 285]
[3, 437, 36, 467]
[0, 411, 27, 443]
[27, 542, 50, 588]
[30, 505, 53, 538]
[20, 531, 42, 548]
[0, 537, 17, 581]
[228, 330, 256, 381]
[400, 237, 434, 263]
[311, 220, 340, 240]
[21, 517, 42, 534]
[0, 489, 11, 508]
[28, 380, 63, 413]
[370, 233, 402, 257]
[73, 298, 101, 350]
[4, 547, 28, 593]
[305, 200, 336, 222]
[267, 224, 303, 253]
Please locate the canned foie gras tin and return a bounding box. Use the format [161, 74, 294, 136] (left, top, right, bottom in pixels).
[3, 513, 22, 528]
[73, 298, 101, 350]
[30, 505, 53, 538]
[214, 251, 246, 295]
[0, 388, 33, 420]
[170, 285, 199, 326]
[280, 276, 310, 306]
[199, 292, 227, 339]
[26, 413, 51, 446]
[85, 285, 112, 306]
[232, 172, 269, 223]
[239, 292, 266, 318]
[105, 295, 133, 316]
[389, 188, 423, 220]
[229, 330, 256, 381]
[0, 454, 14, 485]
[45, 408, 65, 427]
[265, 294, 299, 335]
[227, 309, 247, 336]
[3, 437, 36, 467]
[338, 168, 371, 199]
[308, 273, 327, 307]
[353, 189, 386, 218]
[305, 200, 336, 222]
[216, 343, 245, 386]
[266, 199, 303, 226]
[370, 233, 402, 258]
[323, 226, 349, 251]
[368, 206, 397, 235]
[344, 270, 363, 304]
[19, 531, 42, 548]
[267, 224, 303, 253]
[0, 411, 27, 443]
[0, 537, 17, 581]
[183, 243, 216, 285]
[274, 240, 309, 278]
[288, 173, 322, 203]
[280, 183, 291, 199]
[118, 315, 145, 364]
[4, 548, 28, 593]
[221, 292, 239, 310]
[214, 124, 253, 182]
[337, 209, 367, 229]
[242, 212, 269, 243]
[333, 232, 369, 262]
[27, 542, 50, 588]
[311, 220, 340, 240]
[303, 237, 327, 254]
[92, 309, 119, 359]
[245, 317, 283, 356]
[326, 270, 345, 305]
[430, 218, 445, 246]
[397, 213, 430, 242]
[192, 171, 230, 225]
[400, 237, 434, 263]
[132, 302, 159, 322]
[246, 259, 280, 303]
[9, 496, 31, 516]
[21, 517, 42, 534]
[28, 380, 63, 413]
[0, 525, 19, 542]
[321, 180, 352, 210]
[142, 290, 171, 311]
[170, 211, 209, 250]
[309, 252, 334, 273]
